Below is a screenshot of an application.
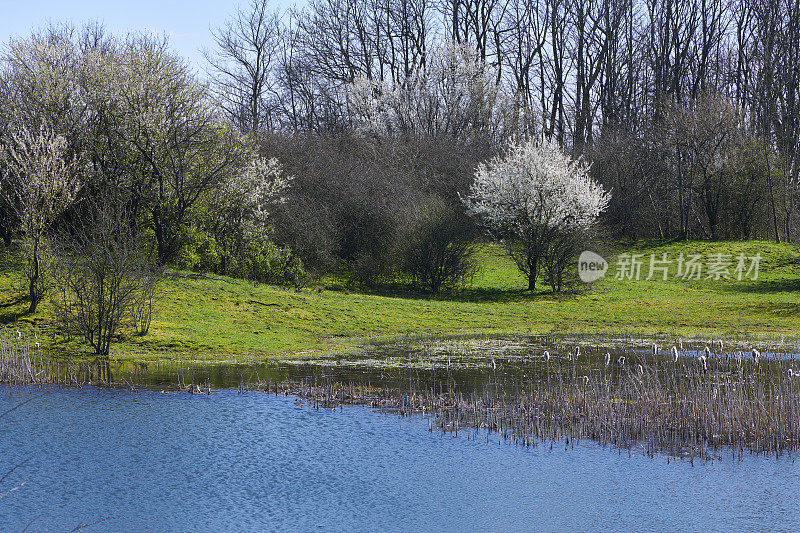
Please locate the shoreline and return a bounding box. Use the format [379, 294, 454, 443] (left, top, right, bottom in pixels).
[6, 335, 800, 461]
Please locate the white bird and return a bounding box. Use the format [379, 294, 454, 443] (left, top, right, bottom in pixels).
[583, 375, 590, 386]
[15, 329, 21, 339]
[637, 364, 644, 375]
[574, 346, 581, 359]
[671, 346, 679, 363]
[618, 356, 626, 365]
[34, 342, 40, 349]
[679, 338, 684, 351]
[491, 358, 497, 371]
[788, 369, 795, 379]
[652, 344, 658, 356]
[718, 340, 724, 352]
[698, 355, 708, 371]
[605, 352, 611, 366]
[704, 345, 711, 358]
[751, 348, 760, 363]
[543, 351, 550, 361]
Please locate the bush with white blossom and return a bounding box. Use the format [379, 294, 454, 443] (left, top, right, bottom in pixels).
[463, 139, 610, 291]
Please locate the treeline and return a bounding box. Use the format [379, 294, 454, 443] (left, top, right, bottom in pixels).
[204, 0, 799, 241]
[2, 0, 800, 299]
[0, 24, 481, 298]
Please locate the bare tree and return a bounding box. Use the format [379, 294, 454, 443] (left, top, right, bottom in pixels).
[666, 95, 741, 239]
[204, 0, 281, 134]
[51, 199, 161, 361]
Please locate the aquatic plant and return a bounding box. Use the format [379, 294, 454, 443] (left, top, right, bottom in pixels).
[243, 343, 800, 460]
[0, 328, 98, 385]
[0, 330, 37, 384]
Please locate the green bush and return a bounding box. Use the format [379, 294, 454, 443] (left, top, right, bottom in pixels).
[244, 239, 309, 288]
[396, 197, 477, 293]
[175, 225, 309, 288]
[174, 228, 221, 272]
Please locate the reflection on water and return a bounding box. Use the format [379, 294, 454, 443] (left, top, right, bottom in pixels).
[104, 334, 800, 394]
[3, 385, 800, 532]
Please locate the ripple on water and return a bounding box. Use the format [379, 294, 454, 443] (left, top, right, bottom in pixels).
[2, 386, 800, 531]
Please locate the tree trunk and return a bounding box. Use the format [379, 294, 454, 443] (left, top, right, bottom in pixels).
[764, 144, 781, 243]
[153, 218, 172, 266]
[28, 241, 40, 314]
[527, 255, 537, 291]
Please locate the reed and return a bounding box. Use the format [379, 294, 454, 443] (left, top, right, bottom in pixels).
[0, 330, 39, 384]
[246, 344, 800, 459]
[0, 329, 98, 385]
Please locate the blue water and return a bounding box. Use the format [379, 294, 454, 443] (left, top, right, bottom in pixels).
[2, 387, 800, 532]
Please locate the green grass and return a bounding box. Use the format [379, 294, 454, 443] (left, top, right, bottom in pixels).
[2, 239, 799, 362]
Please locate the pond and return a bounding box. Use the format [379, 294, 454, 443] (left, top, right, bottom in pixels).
[3, 385, 800, 532]
[38, 333, 800, 393]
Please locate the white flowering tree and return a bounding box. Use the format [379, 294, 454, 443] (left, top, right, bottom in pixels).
[241, 156, 294, 226]
[0, 124, 81, 312]
[346, 41, 509, 142]
[463, 139, 610, 291]
[202, 155, 292, 274]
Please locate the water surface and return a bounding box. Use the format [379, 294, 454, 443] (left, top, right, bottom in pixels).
[2, 386, 800, 532]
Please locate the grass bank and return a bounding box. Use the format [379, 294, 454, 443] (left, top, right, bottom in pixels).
[1, 240, 799, 362]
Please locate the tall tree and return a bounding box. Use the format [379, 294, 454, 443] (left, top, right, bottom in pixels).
[204, 0, 281, 134]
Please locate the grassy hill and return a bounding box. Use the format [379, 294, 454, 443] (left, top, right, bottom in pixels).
[2, 240, 799, 362]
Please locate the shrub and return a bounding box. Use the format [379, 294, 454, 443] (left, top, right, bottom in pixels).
[397, 197, 476, 293]
[244, 239, 310, 288]
[174, 228, 221, 272]
[464, 139, 610, 291]
[50, 200, 162, 359]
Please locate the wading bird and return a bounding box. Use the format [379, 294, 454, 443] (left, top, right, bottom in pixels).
[751, 348, 760, 363]
[704, 345, 711, 358]
[698, 355, 708, 371]
[543, 351, 550, 361]
[605, 353, 611, 366]
[671, 346, 679, 363]
[652, 344, 658, 356]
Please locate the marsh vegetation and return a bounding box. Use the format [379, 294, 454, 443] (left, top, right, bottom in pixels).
[8, 332, 800, 459]
[253, 340, 800, 459]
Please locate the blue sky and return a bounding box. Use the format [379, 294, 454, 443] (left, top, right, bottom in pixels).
[0, 0, 298, 72]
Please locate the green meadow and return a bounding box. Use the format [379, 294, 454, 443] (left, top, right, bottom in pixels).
[2, 240, 799, 363]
